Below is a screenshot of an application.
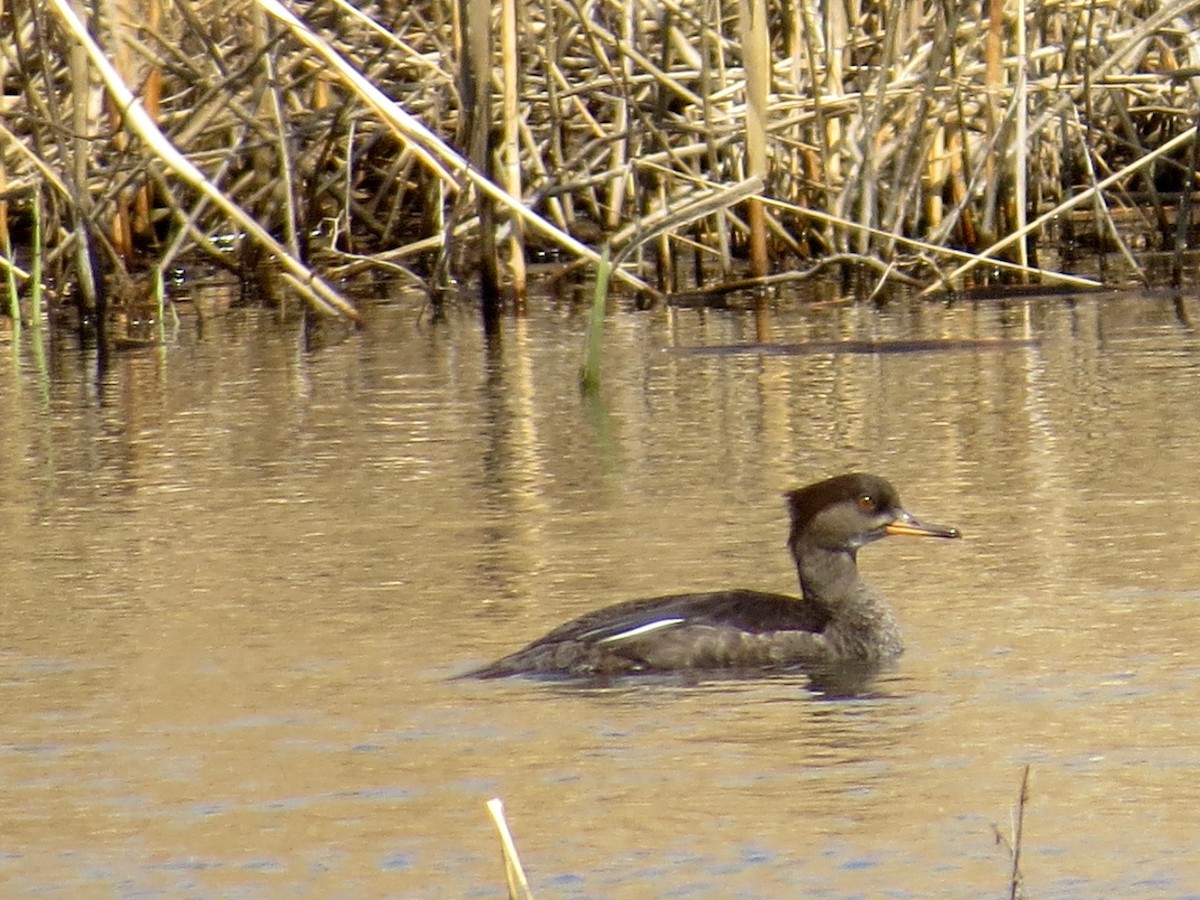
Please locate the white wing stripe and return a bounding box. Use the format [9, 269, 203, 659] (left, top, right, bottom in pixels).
[596, 618, 686, 644]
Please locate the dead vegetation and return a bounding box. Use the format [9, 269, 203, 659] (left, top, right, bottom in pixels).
[2, 0, 1199, 331]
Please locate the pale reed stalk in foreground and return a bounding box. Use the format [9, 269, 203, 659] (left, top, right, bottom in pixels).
[486, 798, 535, 900]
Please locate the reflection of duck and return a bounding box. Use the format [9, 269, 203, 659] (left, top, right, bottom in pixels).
[467, 474, 959, 678]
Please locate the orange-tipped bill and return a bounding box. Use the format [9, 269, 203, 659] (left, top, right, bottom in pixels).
[884, 515, 960, 539]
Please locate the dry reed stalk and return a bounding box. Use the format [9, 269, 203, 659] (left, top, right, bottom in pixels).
[65, 0, 102, 314]
[696, 0, 732, 277]
[923, 123, 1197, 293]
[851, 0, 908, 254]
[499, 0, 527, 304]
[460, 0, 500, 321]
[485, 798, 535, 900]
[738, 0, 769, 277]
[983, 0, 1004, 241]
[0, 35, 13, 317]
[822, 0, 847, 190]
[1, 195, 15, 329]
[254, 0, 656, 293]
[605, 0, 632, 233]
[103, 0, 134, 265]
[4, 0, 1200, 328]
[877, 2, 958, 256]
[47, 0, 361, 320]
[28, 187, 44, 328]
[764, 196, 1100, 290]
[611, 175, 763, 268]
[252, 5, 302, 261]
[1013, 0, 1029, 276]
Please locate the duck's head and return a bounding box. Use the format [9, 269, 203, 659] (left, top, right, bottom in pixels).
[786, 473, 960, 554]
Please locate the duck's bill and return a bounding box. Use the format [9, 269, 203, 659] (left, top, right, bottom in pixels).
[884, 516, 960, 539]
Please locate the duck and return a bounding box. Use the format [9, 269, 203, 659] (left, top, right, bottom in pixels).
[465, 473, 959, 678]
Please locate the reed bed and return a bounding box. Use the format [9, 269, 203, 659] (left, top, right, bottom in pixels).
[2, 0, 1199, 327]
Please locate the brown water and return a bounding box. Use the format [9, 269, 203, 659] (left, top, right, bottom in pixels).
[2, 289, 1199, 896]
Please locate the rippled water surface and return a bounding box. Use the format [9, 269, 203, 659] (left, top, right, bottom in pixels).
[3, 289, 1200, 896]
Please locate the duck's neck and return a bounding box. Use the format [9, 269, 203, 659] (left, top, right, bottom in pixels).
[793, 541, 865, 607]
[792, 539, 902, 657]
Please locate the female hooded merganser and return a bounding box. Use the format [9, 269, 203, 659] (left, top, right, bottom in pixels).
[466, 473, 959, 678]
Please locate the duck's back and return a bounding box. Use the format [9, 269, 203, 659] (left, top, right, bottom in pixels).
[467, 589, 834, 678]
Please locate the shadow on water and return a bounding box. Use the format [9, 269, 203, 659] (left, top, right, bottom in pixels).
[468, 659, 899, 702]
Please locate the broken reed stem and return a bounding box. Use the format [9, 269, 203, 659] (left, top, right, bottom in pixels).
[486, 798, 535, 900]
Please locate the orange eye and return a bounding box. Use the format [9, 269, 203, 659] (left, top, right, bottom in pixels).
[857, 494, 875, 511]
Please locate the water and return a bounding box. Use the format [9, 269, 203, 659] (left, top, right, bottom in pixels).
[2, 289, 1200, 896]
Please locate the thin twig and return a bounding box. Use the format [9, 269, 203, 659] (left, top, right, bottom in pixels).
[993, 765, 1031, 900]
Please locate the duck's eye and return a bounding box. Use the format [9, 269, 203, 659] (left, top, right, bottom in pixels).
[857, 494, 875, 511]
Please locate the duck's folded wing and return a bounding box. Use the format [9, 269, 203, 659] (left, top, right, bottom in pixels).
[601, 622, 833, 670]
[535, 589, 832, 646]
[465, 591, 835, 677]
